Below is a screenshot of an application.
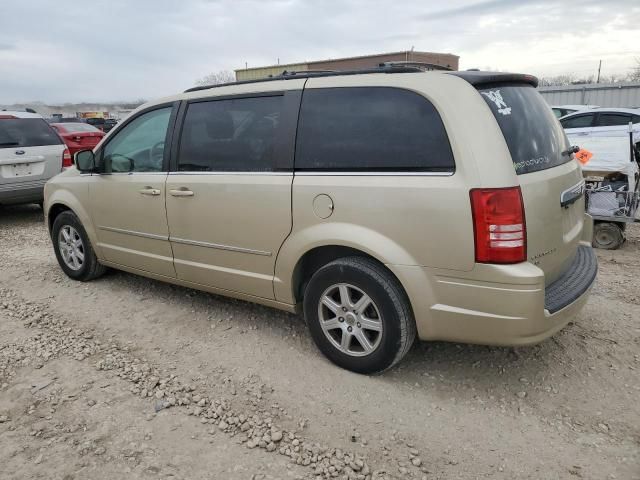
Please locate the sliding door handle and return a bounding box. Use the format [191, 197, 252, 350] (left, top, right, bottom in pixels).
[139, 187, 161, 196]
[169, 188, 194, 197]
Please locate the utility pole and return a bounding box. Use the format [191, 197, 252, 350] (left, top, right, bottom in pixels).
[596, 60, 602, 83]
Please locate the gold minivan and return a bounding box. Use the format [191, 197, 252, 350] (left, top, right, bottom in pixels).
[44, 67, 597, 373]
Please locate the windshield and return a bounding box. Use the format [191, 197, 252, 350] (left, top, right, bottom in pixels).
[0, 118, 63, 148]
[479, 85, 571, 175]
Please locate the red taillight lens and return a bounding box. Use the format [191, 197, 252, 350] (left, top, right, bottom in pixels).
[62, 148, 72, 168]
[470, 187, 526, 264]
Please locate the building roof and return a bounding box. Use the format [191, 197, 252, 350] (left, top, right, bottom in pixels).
[235, 50, 460, 73]
[539, 81, 640, 92]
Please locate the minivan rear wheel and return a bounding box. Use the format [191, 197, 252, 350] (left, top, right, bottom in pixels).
[303, 256, 416, 374]
[52, 211, 106, 281]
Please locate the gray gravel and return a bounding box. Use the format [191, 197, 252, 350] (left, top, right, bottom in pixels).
[0, 204, 639, 479]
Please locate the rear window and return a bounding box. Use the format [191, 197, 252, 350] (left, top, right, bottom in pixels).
[296, 87, 455, 172]
[479, 85, 571, 175]
[0, 118, 63, 148]
[56, 123, 101, 133]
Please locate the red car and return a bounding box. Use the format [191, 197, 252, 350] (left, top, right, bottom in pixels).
[50, 123, 105, 161]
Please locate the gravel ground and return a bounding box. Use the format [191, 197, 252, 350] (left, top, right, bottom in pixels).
[0, 204, 638, 480]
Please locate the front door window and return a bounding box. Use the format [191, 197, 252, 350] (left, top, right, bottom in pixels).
[102, 107, 171, 173]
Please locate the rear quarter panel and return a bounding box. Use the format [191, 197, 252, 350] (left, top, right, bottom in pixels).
[275, 73, 519, 304]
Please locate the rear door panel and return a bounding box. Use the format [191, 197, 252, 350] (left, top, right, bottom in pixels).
[518, 160, 585, 283]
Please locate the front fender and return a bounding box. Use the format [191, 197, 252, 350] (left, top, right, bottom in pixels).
[273, 222, 420, 304]
[45, 179, 102, 259]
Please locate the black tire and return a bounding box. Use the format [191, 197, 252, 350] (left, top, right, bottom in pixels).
[592, 222, 624, 250]
[303, 256, 416, 374]
[52, 211, 106, 281]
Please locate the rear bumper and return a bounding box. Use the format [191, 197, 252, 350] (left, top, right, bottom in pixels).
[389, 242, 597, 346]
[0, 180, 46, 205]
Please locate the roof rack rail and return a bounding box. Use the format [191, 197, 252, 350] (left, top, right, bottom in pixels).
[270, 69, 338, 77]
[184, 64, 444, 93]
[378, 61, 453, 71]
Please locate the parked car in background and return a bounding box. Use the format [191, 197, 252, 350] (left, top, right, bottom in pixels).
[50, 123, 105, 157]
[559, 107, 640, 136]
[0, 111, 68, 206]
[48, 117, 86, 124]
[103, 118, 118, 133]
[85, 117, 106, 132]
[551, 104, 598, 119]
[45, 68, 597, 373]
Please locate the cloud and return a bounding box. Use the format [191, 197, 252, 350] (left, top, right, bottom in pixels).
[422, 0, 541, 20]
[0, 0, 638, 104]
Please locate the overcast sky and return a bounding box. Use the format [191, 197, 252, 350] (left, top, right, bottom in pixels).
[1, 0, 638, 104]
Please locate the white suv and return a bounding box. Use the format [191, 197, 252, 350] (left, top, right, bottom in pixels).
[0, 111, 69, 206]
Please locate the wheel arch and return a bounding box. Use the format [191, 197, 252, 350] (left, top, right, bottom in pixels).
[274, 223, 420, 305]
[45, 190, 101, 258]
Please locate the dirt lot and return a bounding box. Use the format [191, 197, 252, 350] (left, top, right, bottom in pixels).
[0, 204, 638, 480]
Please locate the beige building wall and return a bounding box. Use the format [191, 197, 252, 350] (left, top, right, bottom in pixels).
[235, 51, 459, 81]
[236, 63, 308, 81]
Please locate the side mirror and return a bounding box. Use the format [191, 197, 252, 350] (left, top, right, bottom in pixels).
[74, 150, 96, 173]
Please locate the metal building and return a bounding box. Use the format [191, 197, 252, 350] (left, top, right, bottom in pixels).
[538, 82, 640, 108]
[235, 50, 459, 81]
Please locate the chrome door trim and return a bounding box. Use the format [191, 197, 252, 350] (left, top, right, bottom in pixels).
[168, 171, 292, 176]
[169, 236, 272, 256]
[99, 172, 168, 176]
[168, 171, 451, 177]
[560, 179, 585, 208]
[294, 171, 454, 177]
[98, 225, 168, 241]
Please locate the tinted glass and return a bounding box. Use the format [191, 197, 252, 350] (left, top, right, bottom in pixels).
[102, 107, 171, 173]
[295, 87, 454, 171]
[479, 85, 571, 175]
[178, 95, 284, 172]
[596, 113, 631, 127]
[560, 114, 595, 129]
[0, 118, 62, 148]
[55, 123, 101, 133]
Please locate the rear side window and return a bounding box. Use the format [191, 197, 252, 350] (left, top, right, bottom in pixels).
[480, 85, 571, 175]
[0, 118, 62, 148]
[178, 95, 284, 172]
[295, 87, 455, 172]
[596, 113, 631, 127]
[560, 114, 595, 129]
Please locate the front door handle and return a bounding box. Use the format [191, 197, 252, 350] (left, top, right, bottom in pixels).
[139, 187, 161, 196]
[169, 188, 194, 197]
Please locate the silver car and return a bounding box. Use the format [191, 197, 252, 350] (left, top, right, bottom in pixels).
[0, 111, 68, 206]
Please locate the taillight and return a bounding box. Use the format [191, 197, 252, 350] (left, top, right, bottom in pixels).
[62, 148, 72, 168]
[470, 187, 526, 264]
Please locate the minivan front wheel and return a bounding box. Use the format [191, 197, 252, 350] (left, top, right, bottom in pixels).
[52, 211, 106, 281]
[303, 257, 416, 374]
